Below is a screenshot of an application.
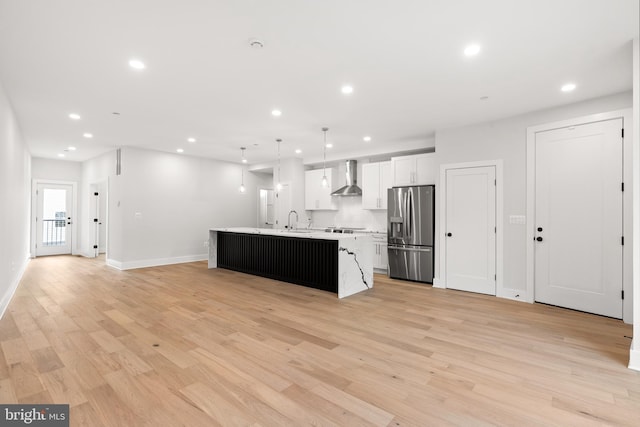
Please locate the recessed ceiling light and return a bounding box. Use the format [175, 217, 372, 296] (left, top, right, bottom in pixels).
[83, 133, 93, 138]
[67, 146, 76, 151]
[69, 113, 81, 120]
[129, 59, 146, 70]
[326, 143, 333, 148]
[242, 158, 247, 163]
[271, 109, 282, 117]
[295, 149, 302, 154]
[176, 148, 184, 153]
[187, 137, 196, 143]
[561, 83, 577, 92]
[363, 136, 372, 142]
[57, 153, 65, 158]
[464, 44, 481, 57]
[341, 85, 354, 95]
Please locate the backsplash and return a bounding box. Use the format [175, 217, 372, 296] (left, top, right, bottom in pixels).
[308, 197, 387, 232]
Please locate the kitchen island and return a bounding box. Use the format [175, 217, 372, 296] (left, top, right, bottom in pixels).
[209, 228, 373, 298]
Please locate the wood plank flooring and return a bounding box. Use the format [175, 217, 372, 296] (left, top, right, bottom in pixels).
[0, 255, 638, 426]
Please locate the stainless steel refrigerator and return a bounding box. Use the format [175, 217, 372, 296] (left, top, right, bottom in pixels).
[387, 185, 434, 283]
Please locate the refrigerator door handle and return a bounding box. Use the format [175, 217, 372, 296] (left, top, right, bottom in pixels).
[403, 192, 408, 238]
[388, 246, 432, 253]
[407, 189, 413, 238]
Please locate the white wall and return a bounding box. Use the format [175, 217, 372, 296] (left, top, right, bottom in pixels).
[106, 147, 271, 269]
[434, 91, 633, 298]
[0, 81, 31, 318]
[31, 157, 82, 182]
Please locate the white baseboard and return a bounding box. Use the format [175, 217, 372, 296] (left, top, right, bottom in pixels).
[629, 340, 640, 371]
[107, 254, 208, 271]
[0, 255, 30, 319]
[432, 277, 445, 288]
[497, 288, 529, 303]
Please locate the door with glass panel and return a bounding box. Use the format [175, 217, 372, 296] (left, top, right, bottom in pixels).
[36, 183, 73, 256]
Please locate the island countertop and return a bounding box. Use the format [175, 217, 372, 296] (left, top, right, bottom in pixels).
[208, 228, 373, 298]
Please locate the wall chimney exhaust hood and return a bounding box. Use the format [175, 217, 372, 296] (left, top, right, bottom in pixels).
[331, 160, 362, 196]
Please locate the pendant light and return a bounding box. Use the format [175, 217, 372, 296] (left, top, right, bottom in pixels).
[276, 138, 283, 191]
[239, 147, 246, 193]
[321, 127, 329, 187]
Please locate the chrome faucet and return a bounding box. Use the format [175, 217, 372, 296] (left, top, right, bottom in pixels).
[287, 210, 298, 230]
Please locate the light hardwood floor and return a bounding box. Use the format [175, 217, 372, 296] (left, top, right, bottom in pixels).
[0, 255, 638, 426]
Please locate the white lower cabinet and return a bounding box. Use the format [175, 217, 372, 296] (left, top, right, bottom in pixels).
[372, 234, 388, 271]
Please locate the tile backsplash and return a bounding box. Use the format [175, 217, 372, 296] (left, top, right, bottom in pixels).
[308, 197, 387, 232]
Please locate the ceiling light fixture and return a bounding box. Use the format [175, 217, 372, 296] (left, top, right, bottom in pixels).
[188, 137, 196, 143]
[57, 153, 65, 158]
[239, 147, 246, 193]
[129, 59, 146, 70]
[276, 139, 283, 191]
[464, 44, 481, 57]
[561, 83, 577, 92]
[341, 85, 354, 95]
[295, 149, 302, 154]
[325, 143, 333, 148]
[321, 127, 329, 187]
[271, 109, 282, 117]
[363, 136, 371, 142]
[176, 148, 184, 153]
[67, 146, 76, 151]
[69, 113, 81, 120]
[83, 133, 93, 138]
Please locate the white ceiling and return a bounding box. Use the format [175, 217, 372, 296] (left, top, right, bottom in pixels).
[0, 0, 637, 167]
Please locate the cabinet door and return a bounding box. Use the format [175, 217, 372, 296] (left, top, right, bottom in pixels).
[379, 161, 392, 209]
[393, 157, 416, 186]
[415, 154, 436, 185]
[362, 163, 380, 209]
[304, 169, 320, 210]
[305, 169, 336, 210]
[379, 243, 388, 270]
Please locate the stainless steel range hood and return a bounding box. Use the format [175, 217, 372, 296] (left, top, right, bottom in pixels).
[331, 160, 362, 196]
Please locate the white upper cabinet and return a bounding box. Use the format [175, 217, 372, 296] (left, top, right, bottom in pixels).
[305, 168, 338, 210]
[362, 161, 392, 210]
[392, 153, 436, 186]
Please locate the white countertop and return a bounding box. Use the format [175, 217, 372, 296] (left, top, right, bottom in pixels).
[210, 227, 372, 241]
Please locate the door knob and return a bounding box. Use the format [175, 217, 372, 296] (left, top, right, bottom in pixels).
[447, 232, 452, 237]
[536, 236, 543, 242]
[537, 227, 543, 232]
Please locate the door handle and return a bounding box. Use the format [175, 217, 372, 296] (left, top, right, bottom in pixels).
[447, 232, 452, 237]
[537, 227, 543, 232]
[536, 236, 543, 242]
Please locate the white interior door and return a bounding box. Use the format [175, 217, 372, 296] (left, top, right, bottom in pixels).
[534, 119, 623, 318]
[36, 183, 73, 256]
[445, 166, 496, 295]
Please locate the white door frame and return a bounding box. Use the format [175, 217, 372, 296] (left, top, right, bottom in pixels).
[438, 160, 504, 294]
[526, 108, 633, 323]
[31, 179, 78, 257]
[89, 179, 109, 259]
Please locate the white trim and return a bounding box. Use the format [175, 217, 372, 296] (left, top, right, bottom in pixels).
[0, 255, 30, 319]
[107, 254, 208, 271]
[629, 339, 640, 371]
[526, 109, 633, 322]
[438, 160, 504, 297]
[632, 37, 639, 373]
[31, 179, 79, 257]
[432, 277, 444, 288]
